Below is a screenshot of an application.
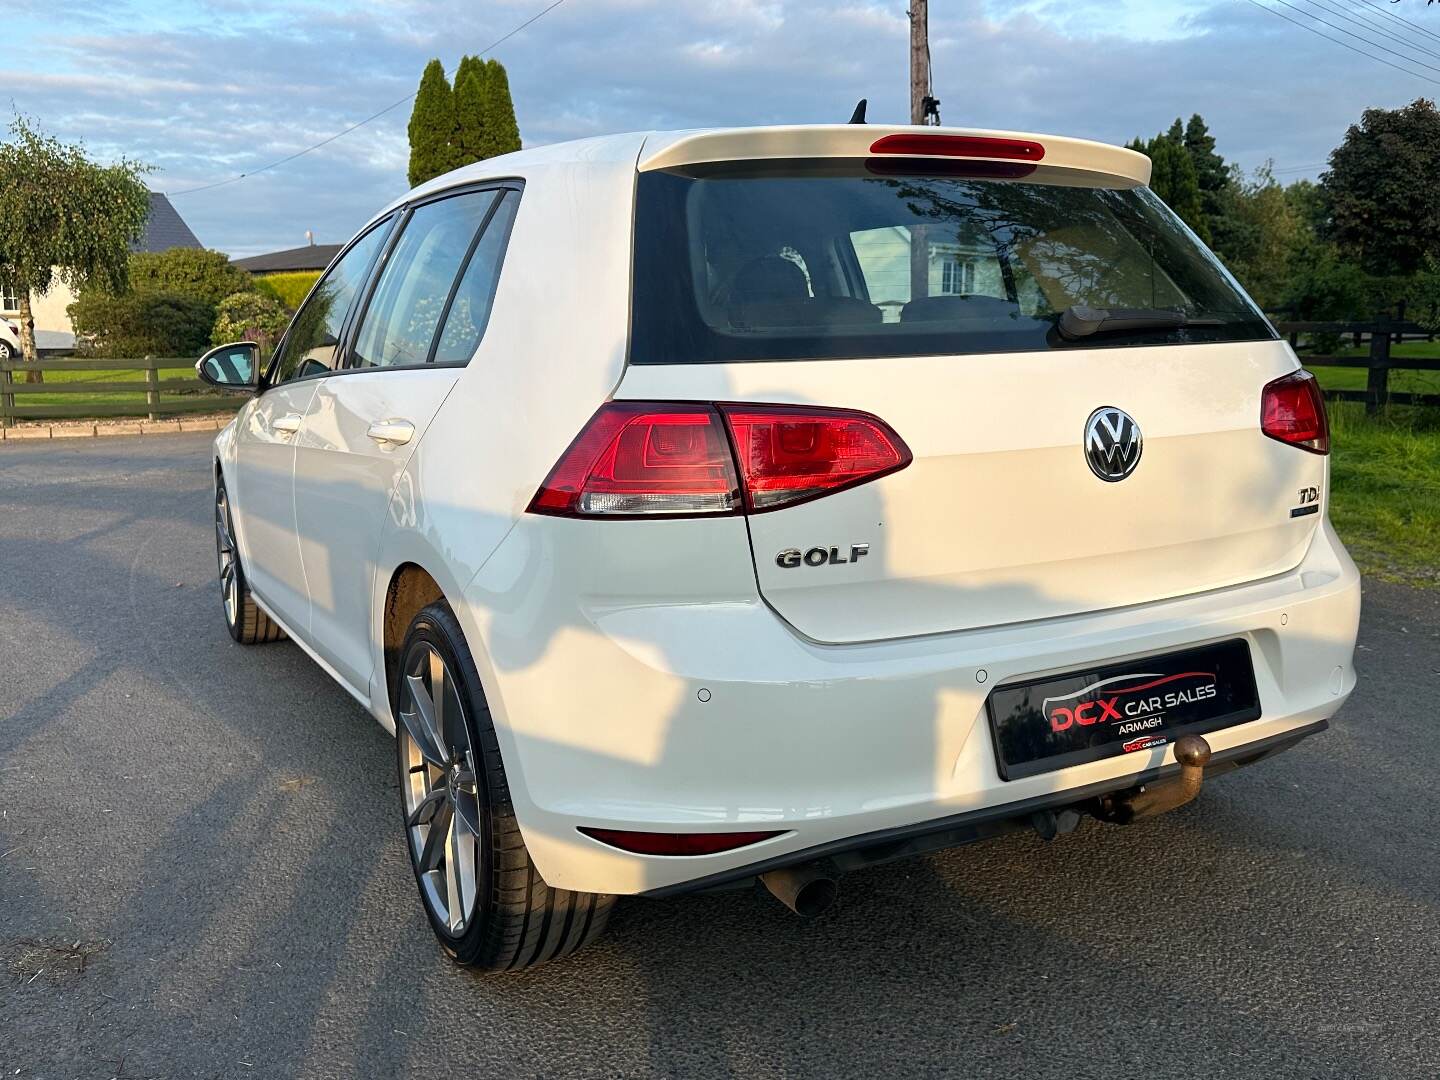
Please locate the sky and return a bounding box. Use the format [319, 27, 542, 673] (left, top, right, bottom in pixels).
[4, 0, 1439, 256]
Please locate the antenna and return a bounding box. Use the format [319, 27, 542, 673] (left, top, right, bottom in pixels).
[848, 99, 868, 124]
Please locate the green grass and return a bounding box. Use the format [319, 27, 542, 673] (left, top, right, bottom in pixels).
[1327, 401, 1440, 587]
[1310, 340, 1440, 396]
[10, 365, 236, 415]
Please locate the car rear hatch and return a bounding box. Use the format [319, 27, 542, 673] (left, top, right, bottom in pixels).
[612, 127, 1329, 645]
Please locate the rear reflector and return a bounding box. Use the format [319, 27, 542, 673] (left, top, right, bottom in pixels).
[1261, 370, 1329, 454]
[579, 827, 783, 856]
[529, 402, 911, 518]
[868, 133, 1046, 162]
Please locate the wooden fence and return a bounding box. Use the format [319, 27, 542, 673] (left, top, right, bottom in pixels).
[1274, 313, 1440, 415]
[0, 356, 239, 427]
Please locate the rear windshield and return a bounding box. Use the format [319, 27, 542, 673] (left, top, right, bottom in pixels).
[629, 160, 1273, 365]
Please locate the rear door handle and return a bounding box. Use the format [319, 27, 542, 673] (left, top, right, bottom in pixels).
[366, 419, 415, 446]
[271, 413, 303, 435]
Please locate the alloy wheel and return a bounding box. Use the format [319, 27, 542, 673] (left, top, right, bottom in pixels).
[214, 487, 239, 627]
[397, 640, 482, 937]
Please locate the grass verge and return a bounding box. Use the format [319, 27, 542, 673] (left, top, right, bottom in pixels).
[1327, 401, 1440, 588]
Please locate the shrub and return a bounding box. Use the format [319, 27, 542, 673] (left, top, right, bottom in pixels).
[68, 291, 214, 358]
[212, 291, 291, 355]
[252, 271, 319, 312]
[126, 248, 252, 305]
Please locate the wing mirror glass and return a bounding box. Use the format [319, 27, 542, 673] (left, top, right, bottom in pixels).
[196, 342, 262, 391]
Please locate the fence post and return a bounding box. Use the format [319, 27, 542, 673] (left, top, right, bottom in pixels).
[1394, 299, 1407, 345]
[0, 360, 12, 429]
[1366, 311, 1391, 416]
[144, 356, 160, 422]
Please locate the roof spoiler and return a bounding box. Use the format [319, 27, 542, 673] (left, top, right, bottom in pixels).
[637, 125, 1151, 185]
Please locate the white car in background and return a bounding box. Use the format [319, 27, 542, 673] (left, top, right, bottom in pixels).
[198, 124, 1361, 970]
[0, 317, 21, 360]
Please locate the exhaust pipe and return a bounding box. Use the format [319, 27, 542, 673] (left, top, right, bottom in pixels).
[760, 862, 839, 918]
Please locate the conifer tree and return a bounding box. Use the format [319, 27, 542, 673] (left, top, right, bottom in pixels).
[479, 60, 522, 159]
[407, 59, 456, 187]
[453, 57, 488, 163]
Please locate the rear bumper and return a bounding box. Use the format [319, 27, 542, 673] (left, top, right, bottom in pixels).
[461, 517, 1361, 896]
[643, 718, 1327, 896]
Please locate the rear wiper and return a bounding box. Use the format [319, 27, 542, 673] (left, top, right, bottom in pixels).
[1055, 305, 1189, 341]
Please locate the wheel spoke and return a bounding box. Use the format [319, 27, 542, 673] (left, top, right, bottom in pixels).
[453, 771, 481, 836]
[428, 649, 447, 747]
[418, 800, 453, 871]
[400, 673, 448, 767]
[445, 813, 465, 932]
[406, 786, 445, 827]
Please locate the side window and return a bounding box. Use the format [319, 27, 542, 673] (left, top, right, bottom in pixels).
[432, 189, 519, 364]
[269, 219, 390, 384]
[349, 191, 500, 370]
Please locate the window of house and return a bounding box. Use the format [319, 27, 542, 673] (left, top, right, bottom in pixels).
[0, 283, 18, 312]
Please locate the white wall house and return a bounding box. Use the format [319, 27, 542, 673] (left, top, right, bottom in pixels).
[849, 225, 1004, 320]
[3, 192, 202, 350]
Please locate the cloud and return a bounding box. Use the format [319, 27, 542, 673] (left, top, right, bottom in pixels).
[2, 0, 1435, 255]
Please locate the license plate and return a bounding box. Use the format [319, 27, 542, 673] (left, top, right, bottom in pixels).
[986, 639, 1261, 781]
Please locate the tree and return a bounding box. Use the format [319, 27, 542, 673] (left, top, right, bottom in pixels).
[68, 291, 214, 358]
[479, 60, 522, 159]
[407, 59, 458, 187]
[0, 117, 150, 374]
[1147, 136, 1209, 242]
[1129, 125, 1210, 243]
[211, 291, 290, 356]
[70, 246, 254, 357]
[453, 57, 488, 162]
[127, 247, 251, 305]
[1212, 164, 1305, 310]
[1319, 98, 1440, 276]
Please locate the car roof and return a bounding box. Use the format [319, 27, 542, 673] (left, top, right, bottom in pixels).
[373, 124, 1149, 230]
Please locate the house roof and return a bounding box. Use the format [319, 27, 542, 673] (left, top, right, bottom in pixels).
[232, 244, 342, 274]
[134, 192, 202, 254]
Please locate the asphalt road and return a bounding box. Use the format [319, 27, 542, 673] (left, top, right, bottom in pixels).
[2, 433, 1439, 1080]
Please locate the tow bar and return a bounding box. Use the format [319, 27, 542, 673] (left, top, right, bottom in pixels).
[1091, 734, 1213, 826]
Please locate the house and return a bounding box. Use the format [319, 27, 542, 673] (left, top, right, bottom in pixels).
[849, 225, 1004, 320]
[2, 192, 202, 349]
[233, 241, 341, 277]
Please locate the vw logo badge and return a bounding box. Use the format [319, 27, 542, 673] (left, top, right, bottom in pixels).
[1084, 407, 1143, 482]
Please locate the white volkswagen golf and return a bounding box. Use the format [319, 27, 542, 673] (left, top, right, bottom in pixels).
[199, 125, 1361, 970]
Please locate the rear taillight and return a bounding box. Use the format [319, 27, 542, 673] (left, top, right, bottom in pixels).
[527, 402, 741, 517]
[578, 827, 783, 856]
[528, 402, 911, 519]
[1261, 370, 1329, 455]
[719, 404, 911, 511]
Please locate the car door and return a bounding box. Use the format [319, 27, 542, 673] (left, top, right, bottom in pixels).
[292, 186, 520, 692]
[232, 219, 393, 630]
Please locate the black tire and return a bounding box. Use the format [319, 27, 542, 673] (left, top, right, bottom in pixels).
[0, 340, 13, 361]
[215, 477, 285, 645]
[394, 602, 614, 970]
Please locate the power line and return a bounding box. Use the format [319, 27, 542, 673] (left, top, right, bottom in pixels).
[1352, 0, 1440, 47]
[1268, 0, 1440, 76]
[1271, 161, 1330, 173]
[167, 0, 569, 197]
[1300, 0, 1440, 62]
[1241, 0, 1440, 87]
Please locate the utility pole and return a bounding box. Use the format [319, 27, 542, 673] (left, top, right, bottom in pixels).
[909, 0, 930, 126]
[908, 2, 936, 300]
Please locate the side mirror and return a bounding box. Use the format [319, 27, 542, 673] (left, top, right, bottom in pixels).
[196, 341, 262, 391]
